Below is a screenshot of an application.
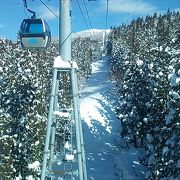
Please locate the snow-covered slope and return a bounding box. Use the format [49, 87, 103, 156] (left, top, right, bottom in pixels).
[80, 56, 119, 180]
[79, 56, 146, 180]
[72, 29, 110, 41]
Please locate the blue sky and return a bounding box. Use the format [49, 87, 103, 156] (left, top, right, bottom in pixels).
[0, 0, 179, 40]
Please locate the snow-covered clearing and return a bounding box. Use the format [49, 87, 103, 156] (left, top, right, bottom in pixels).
[80, 56, 146, 180]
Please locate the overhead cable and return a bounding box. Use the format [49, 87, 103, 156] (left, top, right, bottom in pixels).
[39, 0, 59, 19]
[82, 0, 95, 37]
[105, 0, 109, 31]
[75, 0, 93, 38]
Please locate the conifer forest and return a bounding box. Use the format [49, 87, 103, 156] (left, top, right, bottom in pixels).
[0, 10, 180, 179]
[108, 10, 179, 179]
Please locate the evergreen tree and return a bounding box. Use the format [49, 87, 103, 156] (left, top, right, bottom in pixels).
[108, 10, 180, 179]
[0, 34, 100, 179]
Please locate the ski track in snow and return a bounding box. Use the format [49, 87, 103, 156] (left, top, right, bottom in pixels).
[80, 56, 146, 180]
[80, 56, 120, 180]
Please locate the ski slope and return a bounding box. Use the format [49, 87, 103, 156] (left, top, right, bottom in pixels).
[80, 56, 146, 180]
[80, 56, 119, 180]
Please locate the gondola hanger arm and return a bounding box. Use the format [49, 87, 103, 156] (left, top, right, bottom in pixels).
[23, 0, 36, 19]
[27, 8, 36, 19]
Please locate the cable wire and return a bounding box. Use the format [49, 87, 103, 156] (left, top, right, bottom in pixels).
[104, 0, 109, 45]
[82, 0, 95, 37]
[39, 0, 59, 19]
[105, 0, 109, 31]
[72, 31, 81, 39]
[75, 0, 93, 38]
[38, 1, 74, 48]
[59, 32, 72, 49]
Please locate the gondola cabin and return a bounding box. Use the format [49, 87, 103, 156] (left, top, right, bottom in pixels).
[19, 18, 51, 49]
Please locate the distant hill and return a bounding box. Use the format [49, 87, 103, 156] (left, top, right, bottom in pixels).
[72, 29, 110, 40]
[52, 29, 110, 44]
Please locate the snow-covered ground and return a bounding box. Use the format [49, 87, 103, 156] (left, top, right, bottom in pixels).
[80, 56, 119, 180]
[80, 56, 146, 180]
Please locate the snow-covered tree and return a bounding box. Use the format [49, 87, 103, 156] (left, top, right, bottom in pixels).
[0, 39, 56, 179]
[108, 10, 180, 179]
[72, 37, 98, 86]
[0, 34, 100, 179]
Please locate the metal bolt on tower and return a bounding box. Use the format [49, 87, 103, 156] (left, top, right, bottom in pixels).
[40, 1, 87, 179]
